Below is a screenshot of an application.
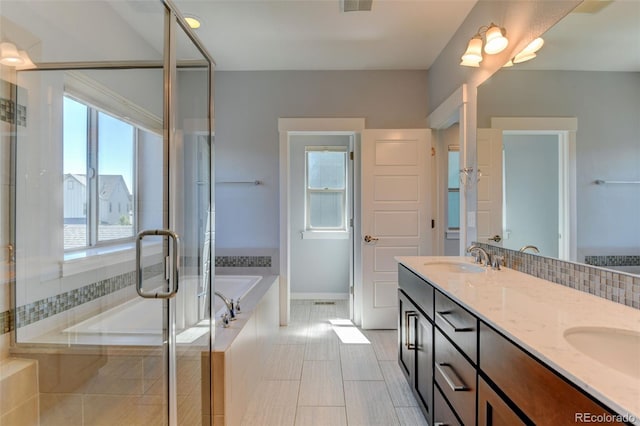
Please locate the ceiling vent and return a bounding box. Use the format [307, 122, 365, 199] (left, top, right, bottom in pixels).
[341, 0, 373, 12]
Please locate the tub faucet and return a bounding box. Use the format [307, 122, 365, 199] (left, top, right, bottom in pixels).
[214, 291, 236, 321]
[519, 245, 540, 253]
[467, 245, 491, 266]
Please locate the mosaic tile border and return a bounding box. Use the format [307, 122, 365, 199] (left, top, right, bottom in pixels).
[584, 255, 640, 267]
[474, 243, 640, 309]
[0, 262, 163, 335]
[215, 256, 271, 268]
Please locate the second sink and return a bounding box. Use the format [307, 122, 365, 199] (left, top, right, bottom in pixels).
[564, 326, 640, 379]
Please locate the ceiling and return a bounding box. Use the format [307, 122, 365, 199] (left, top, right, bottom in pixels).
[0, 0, 638, 72]
[172, 0, 477, 70]
[515, 0, 640, 72]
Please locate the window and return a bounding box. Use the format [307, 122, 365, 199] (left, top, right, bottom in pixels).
[447, 146, 460, 230]
[305, 147, 348, 231]
[63, 95, 136, 250]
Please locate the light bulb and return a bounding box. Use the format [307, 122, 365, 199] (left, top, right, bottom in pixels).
[522, 37, 544, 55]
[0, 42, 25, 66]
[484, 24, 508, 54]
[460, 36, 483, 66]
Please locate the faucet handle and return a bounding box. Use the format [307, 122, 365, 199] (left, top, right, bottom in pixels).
[220, 313, 230, 328]
[229, 299, 237, 320]
[235, 298, 241, 313]
[492, 255, 504, 270]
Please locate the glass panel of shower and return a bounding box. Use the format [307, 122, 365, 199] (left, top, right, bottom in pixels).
[0, 1, 214, 425]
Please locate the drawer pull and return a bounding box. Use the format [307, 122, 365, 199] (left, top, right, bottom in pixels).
[405, 311, 418, 350]
[436, 311, 473, 332]
[434, 423, 449, 426]
[436, 362, 469, 392]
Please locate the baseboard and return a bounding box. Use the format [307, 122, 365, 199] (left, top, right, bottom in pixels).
[290, 292, 349, 300]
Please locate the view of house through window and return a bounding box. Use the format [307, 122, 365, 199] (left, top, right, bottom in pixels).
[305, 147, 348, 230]
[63, 96, 136, 250]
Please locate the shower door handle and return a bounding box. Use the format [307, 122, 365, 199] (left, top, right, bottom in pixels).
[136, 229, 180, 299]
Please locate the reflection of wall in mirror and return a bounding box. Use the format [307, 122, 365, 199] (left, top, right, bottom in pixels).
[477, 70, 640, 262]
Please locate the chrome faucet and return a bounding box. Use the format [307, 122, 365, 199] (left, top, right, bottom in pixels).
[467, 244, 491, 266]
[214, 291, 236, 324]
[519, 245, 540, 253]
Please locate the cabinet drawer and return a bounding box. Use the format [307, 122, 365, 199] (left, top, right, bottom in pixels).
[435, 290, 477, 364]
[479, 322, 625, 425]
[434, 328, 476, 426]
[434, 383, 462, 426]
[399, 264, 434, 320]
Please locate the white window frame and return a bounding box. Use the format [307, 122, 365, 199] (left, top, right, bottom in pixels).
[304, 146, 349, 234]
[63, 93, 138, 252]
[446, 145, 460, 239]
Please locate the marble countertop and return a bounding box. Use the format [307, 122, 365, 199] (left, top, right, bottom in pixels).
[396, 256, 640, 424]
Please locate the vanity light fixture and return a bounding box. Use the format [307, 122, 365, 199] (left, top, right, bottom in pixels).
[0, 41, 36, 70]
[460, 23, 509, 67]
[502, 37, 545, 67]
[0, 42, 23, 65]
[513, 37, 544, 63]
[184, 15, 202, 29]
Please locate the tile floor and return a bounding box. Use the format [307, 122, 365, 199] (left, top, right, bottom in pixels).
[240, 300, 429, 426]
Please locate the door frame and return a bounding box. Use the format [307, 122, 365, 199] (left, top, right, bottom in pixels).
[278, 118, 365, 326]
[427, 84, 471, 255]
[491, 117, 577, 261]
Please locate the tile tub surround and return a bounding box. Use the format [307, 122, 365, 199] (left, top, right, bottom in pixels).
[210, 275, 280, 426]
[0, 262, 163, 336]
[474, 242, 640, 309]
[0, 357, 38, 425]
[397, 256, 640, 424]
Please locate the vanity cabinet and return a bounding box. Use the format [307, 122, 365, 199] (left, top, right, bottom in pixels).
[398, 265, 435, 424]
[479, 323, 625, 426]
[478, 377, 526, 426]
[398, 263, 629, 426]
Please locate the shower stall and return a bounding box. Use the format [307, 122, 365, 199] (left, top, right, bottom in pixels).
[0, 1, 215, 424]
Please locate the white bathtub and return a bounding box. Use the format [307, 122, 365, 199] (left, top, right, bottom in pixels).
[62, 275, 262, 343]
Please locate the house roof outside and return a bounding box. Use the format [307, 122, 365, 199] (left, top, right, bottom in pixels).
[64, 174, 132, 200]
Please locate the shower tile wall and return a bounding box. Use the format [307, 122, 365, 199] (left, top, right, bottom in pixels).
[0, 262, 164, 340]
[475, 242, 640, 309]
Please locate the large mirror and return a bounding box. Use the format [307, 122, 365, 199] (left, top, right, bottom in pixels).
[476, 0, 639, 274]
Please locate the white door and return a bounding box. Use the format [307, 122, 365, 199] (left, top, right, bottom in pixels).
[477, 128, 503, 246]
[361, 129, 431, 329]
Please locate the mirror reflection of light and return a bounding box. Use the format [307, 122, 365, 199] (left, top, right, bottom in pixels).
[329, 319, 371, 344]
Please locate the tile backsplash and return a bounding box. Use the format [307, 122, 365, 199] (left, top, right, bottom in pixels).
[475, 243, 640, 309]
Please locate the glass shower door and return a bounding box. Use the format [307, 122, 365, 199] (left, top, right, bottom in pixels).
[2, 1, 214, 425]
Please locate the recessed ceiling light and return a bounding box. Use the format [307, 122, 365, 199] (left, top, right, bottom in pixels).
[184, 15, 201, 30]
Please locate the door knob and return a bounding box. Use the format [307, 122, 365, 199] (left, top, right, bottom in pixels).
[364, 235, 379, 243]
[488, 235, 502, 242]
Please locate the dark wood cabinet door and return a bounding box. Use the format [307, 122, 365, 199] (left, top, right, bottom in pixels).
[434, 383, 462, 426]
[398, 290, 417, 381]
[415, 315, 433, 424]
[478, 377, 527, 426]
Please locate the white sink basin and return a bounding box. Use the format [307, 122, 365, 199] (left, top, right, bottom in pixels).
[564, 327, 640, 379]
[423, 261, 485, 274]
